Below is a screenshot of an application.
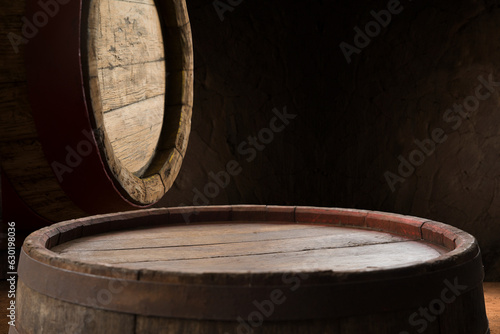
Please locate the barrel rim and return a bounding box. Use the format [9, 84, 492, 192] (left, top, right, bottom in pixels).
[22, 205, 479, 280]
[19, 205, 484, 320]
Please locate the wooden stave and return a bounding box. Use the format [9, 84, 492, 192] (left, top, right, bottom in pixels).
[11, 282, 490, 334]
[0, 0, 193, 222]
[11, 281, 490, 334]
[13, 206, 490, 334]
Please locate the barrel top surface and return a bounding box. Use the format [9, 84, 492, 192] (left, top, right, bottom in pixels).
[18, 206, 483, 320]
[22, 206, 479, 281]
[51, 222, 448, 274]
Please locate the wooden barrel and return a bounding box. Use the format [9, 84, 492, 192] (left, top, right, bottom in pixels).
[0, 0, 193, 222]
[11, 206, 489, 334]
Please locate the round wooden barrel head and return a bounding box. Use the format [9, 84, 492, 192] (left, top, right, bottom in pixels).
[82, 0, 193, 207]
[88, 0, 166, 175]
[51, 223, 449, 274]
[12, 207, 488, 334]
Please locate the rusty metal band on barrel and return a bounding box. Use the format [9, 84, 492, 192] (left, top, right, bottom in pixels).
[18, 248, 484, 321]
[25, 0, 144, 213]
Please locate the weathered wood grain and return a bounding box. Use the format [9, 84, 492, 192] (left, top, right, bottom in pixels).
[52, 223, 446, 273]
[103, 94, 164, 173]
[86, 0, 193, 203]
[5, 281, 500, 334]
[87, 0, 164, 69]
[13, 207, 488, 334]
[0, 0, 193, 222]
[88, 0, 166, 174]
[97, 62, 166, 114]
[52, 224, 406, 250]
[16, 280, 135, 334]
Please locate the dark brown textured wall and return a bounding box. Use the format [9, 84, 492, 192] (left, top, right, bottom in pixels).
[157, 0, 500, 280]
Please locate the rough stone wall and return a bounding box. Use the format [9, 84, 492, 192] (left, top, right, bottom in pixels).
[157, 0, 500, 280]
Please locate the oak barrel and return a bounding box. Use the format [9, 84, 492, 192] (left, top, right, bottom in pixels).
[11, 206, 489, 334]
[0, 0, 193, 222]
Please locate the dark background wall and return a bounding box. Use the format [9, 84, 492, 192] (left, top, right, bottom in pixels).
[157, 0, 500, 280]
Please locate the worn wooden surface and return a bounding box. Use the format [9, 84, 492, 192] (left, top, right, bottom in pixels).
[87, 0, 165, 174]
[16, 280, 135, 334]
[85, 0, 193, 205]
[9, 207, 490, 333]
[4, 281, 499, 334]
[52, 223, 447, 273]
[85, 0, 168, 205]
[3, 282, 498, 334]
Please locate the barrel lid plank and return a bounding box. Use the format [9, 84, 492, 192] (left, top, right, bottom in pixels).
[52, 223, 447, 273]
[88, 0, 166, 174]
